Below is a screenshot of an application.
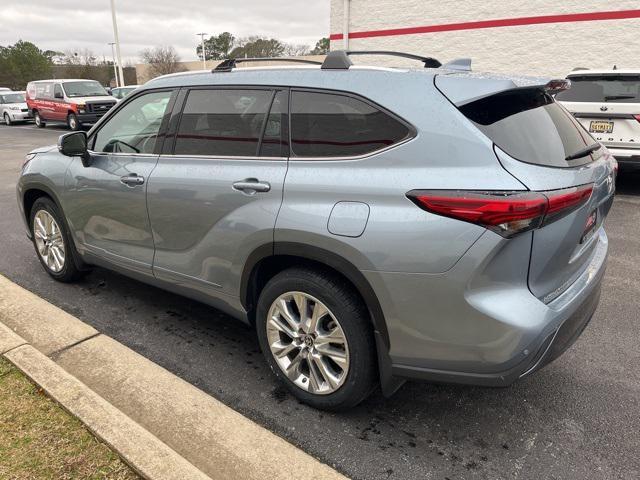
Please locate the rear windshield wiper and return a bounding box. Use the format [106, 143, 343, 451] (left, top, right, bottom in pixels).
[604, 95, 636, 101]
[565, 143, 601, 161]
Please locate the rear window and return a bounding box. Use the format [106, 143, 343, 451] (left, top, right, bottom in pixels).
[290, 91, 412, 158]
[459, 88, 596, 168]
[556, 74, 640, 103]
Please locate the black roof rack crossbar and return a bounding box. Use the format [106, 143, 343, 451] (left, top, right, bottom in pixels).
[321, 50, 442, 70]
[213, 57, 323, 72]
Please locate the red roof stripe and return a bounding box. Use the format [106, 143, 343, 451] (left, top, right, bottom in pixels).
[329, 9, 640, 40]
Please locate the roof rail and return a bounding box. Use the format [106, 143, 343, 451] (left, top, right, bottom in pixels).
[213, 57, 322, 72]
[321, 50, 442, 70]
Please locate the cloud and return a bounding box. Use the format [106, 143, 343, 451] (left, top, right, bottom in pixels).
[0, 0, 330, 63]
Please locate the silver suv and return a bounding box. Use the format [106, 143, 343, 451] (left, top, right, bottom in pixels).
[16, 51, 615, 410]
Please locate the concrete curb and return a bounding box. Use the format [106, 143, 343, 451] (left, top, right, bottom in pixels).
[0, 274, 347, 480]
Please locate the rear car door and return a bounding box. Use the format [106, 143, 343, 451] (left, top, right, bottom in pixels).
[146, 87, 289, 295]
[63, 89, 176, 276]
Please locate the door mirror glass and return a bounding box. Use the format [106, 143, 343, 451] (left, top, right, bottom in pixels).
[58, 131, 88, 157]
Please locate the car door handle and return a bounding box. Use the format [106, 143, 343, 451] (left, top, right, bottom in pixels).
[232, 179, 271, 194]
[120, 174, 145, 187]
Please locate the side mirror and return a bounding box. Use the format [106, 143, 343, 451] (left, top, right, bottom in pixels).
[58, 131, 90, 166]
[54, 91, 63, 99]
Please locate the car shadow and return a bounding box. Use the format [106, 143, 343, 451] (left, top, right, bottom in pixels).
[616, 170, 640, 196]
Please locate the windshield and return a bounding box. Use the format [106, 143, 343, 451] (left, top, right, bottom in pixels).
[459, 87, 597, 167]
[556, 74, 640, 103]
[63, 81, 108, 98]
[1, 93, 25, 103]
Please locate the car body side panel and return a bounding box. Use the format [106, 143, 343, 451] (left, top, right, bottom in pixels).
[146, 156, 287, 297]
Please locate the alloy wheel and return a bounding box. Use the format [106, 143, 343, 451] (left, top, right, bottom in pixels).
[33, 210, 66, 273]
[266, 291, 350, 395]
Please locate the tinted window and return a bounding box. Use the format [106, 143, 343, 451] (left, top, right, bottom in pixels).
[260, 90, 288, 157]
[290, 91, 411, 158]
[93, 90, 171, 154]
[459, 88, 596, 167]
[175, 89, 273, 157]
[556, 75, 640, 103]
[54, 84, 63, 98]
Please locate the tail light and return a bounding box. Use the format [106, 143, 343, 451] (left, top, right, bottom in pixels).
[408, 184, 593, 238]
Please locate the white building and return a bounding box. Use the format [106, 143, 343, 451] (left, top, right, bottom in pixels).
[330, 0, 640, 77]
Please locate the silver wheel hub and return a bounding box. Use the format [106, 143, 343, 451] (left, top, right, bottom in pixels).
[266, 292, 350, 395]
[33, 210, 65, 273]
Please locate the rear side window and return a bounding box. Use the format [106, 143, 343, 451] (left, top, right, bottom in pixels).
[459, 88, 596, 168]
[556, 75, 640, 103]
[290, 91, 412, 158]
[175, 89, 273, 157]
[35, 82, 53, 99]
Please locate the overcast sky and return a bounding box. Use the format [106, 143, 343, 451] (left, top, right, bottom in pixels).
[0, 0, 330, 64]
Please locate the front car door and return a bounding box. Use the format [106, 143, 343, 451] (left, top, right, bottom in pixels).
[146, 87, 289, 298]
[53, 84, 66, 121]
[63, 89, 176, 276]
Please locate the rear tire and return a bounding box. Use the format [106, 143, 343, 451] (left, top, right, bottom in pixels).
[34, 111, 45, 128]
[30, 197, 86, 282]
[4, 113, 12, 126]
[256, 267, 377, 410]
[67, 113, 80, 131]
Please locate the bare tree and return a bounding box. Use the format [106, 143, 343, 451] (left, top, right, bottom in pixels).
[283, 43, 311, 57]
[140, 46, 186, 78]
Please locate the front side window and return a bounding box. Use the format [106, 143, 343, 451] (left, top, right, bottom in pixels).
[63, 81, 109, 98]
[174, 89, 274, 157]
[291, 91, 412, 158]
[92, 90, 172, 154]
[54, 84, 63, 99]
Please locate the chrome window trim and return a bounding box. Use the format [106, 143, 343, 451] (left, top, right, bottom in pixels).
[158, 153, 288, 161]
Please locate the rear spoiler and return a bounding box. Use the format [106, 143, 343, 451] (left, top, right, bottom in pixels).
[435, 74, 571, 106]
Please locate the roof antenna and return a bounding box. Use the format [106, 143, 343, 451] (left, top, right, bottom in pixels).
[613, 65, 617, 70]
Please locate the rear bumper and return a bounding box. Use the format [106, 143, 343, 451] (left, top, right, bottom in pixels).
[607, 147, 640, 169]
[366, 228, 608, 387]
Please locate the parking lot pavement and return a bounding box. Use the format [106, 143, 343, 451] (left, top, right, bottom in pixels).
[1, 123, 639, 480]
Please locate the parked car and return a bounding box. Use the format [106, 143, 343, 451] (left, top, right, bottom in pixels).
[0, 87, 12, 92]
[16, 51, 615, 410]
[557, 69, 640, 171]
[0, 91, 31, 125]
[25, 79, 117, 130]
[111, 85, 140, 101]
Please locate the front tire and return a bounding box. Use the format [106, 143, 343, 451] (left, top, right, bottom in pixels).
[3, 113, 12, 126]
[34, 111, 45, 128]
[67, 113, 80, 131]
[30, 197, 84, 282]
[256, 267, 377, 410]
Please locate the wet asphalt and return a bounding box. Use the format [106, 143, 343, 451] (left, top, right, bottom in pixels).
[1, 123, 639, 480]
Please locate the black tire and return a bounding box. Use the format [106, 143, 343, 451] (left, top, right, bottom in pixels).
[34, 111, 46, 128]
[4, 113, 12, 126]
[29, 197, 86, 282]
[67, 112, 80, 131]
[256, 267, 377, 410]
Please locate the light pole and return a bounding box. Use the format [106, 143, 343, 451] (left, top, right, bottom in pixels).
[110, 0, 126, 86]
[108, 42, 119, 88]
[197, 32, 208, 70]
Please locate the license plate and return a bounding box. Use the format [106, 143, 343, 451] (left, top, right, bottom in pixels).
[589, 120, 614, 134]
